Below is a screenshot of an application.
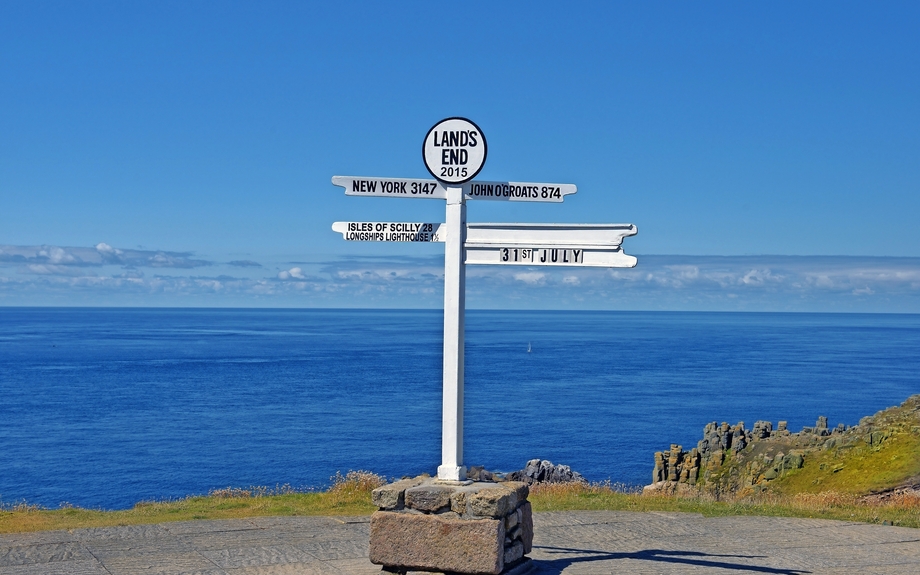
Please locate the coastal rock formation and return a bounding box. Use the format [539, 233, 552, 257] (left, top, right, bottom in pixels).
[507, 459, 586, 485]
[645, 395, 920, 498]
[646, 415, 843, 496]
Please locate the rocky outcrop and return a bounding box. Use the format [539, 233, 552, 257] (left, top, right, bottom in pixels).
[646, 415, 849, 496]
[507, 459, 586, 485]
[646, 396, 920, 499]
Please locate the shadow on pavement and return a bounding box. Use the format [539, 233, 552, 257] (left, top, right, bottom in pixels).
[531, 545, 811, 574]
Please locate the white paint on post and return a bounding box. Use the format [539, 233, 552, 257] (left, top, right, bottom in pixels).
[438, 186, 467, 482]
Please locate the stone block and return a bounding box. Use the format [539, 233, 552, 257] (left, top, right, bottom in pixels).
[519, 501, 533, 554]
[507, 524, 521, 540]
[505, 509, 519, 530]
[405, 484, 453, 512]
[469, 484, 519, 518]
[369, 511, 505, 574]
[503, 481, 529, 502]
[504, 541, 524, 564]
[450, 490, 468, 514]
[372, 477, 424, 510]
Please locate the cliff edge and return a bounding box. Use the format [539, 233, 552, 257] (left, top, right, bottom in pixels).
[645, 395, 920, 499]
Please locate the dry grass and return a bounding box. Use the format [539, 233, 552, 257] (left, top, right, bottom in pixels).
[3, 474, 918, 534]
[528, 481, 920, 528]
[0, 471, 386, 534]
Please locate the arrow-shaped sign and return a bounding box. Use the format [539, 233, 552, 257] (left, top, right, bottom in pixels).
[332, 176, 577, 203]
[464, 223, 637, 267]
[332, 222, 446, 242]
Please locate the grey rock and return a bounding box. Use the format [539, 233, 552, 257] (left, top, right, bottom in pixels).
[503, 540, 524, 564]
[752, 420, 773, 439]
[468, 483, 526, 518]
[782, 453, 804, 470]
[467, 465, 494, 482]
[505, 509, 519, 530]
[371, 477, 425, 510]
[507, 459, 585, 485]
[404, 484, 453, 512]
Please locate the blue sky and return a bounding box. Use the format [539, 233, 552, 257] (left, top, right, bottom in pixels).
[2, 1, 919, 311]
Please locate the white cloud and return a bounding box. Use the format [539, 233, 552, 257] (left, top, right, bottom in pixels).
[513, 272, 545, 285]
[278, 267, 306, 280]
[0, 243, 211, 269]
[740, 268, 781, 286]
[3, 250, 920, 311]
[26, 264, 91, 276]
[39, 246, 78, 264]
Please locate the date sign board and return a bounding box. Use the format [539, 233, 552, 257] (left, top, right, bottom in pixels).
[464, 223, 638, 268]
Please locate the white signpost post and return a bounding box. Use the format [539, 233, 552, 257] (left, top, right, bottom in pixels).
[332, 117, 638, 482]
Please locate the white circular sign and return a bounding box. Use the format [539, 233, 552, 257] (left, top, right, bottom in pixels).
[422, 117, 487, 185]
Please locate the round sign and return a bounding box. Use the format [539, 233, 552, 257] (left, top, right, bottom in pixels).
[422, 117, 487, 185]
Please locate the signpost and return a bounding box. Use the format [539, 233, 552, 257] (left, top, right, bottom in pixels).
[332, 117, 637, 482]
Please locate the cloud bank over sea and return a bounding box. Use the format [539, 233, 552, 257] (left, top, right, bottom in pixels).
[1, 243, 918, 312]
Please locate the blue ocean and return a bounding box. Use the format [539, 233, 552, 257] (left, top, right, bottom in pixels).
[1, 308, 918, 510]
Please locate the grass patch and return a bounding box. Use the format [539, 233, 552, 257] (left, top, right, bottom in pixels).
[3, 474, 918, 534]
[528, 481, 920, 528]
[773, 428, 920, 496]
[0, 471, 385, 534]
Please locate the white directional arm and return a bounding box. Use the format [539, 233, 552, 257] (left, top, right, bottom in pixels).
[464, 223, 638, 268]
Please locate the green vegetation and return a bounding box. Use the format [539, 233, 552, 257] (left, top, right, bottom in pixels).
[772, 404, 920, 496]
[0, 471, 384, 534]
[3, 473, 918, 534]
[528, 482, 920, 528]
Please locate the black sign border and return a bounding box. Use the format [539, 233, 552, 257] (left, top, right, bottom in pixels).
[422, 117, 488, 185]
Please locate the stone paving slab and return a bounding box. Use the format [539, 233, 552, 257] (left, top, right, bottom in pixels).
[0, 512, 918, 575]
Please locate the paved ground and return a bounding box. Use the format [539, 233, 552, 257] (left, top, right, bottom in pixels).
[1, 511, 918, 575]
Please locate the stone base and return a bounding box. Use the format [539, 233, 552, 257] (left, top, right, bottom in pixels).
[370, 476, 533, 575]
[382, 558, 534, 575]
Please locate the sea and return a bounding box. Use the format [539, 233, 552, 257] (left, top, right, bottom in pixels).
[1, 308, 919, 510]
